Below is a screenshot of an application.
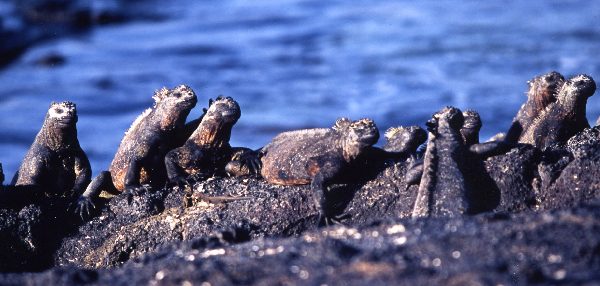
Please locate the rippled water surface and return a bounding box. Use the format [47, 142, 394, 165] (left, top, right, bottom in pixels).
[1, 0, 600, 177]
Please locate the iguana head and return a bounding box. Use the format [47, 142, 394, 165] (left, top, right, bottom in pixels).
[427, 106, 463, 135]
[151, 85, 197, 130]
[384, 126, 427, 153]
[461, 109, 481, 145]
[46, 101, 77, 128]
[188, 96, 241, 147]
[563, 74, 596, 98]
[557, 74, 596, 112]
[527, 71, 564, 110]
[153, 84, 198, 110]
[203, 96, 241, 124]
[342, 118, 379, 161]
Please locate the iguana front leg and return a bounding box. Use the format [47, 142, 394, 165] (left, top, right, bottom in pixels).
[225, 147, 262, 177]
[469, 140, 512, 158]
[71, 147, 92, 197]
[307, 155, 345, 227]
[166, 146, 212, 188]
[404, 159, 424, 191]
[73, 171, 116, 219]
[122, 158, 151, 202]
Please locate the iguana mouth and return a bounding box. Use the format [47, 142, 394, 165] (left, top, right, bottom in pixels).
[220, 109, 239, 119]
[56, 115, 77, 126]
[180, 96, 198, 108]
[462, 122, 480, 129]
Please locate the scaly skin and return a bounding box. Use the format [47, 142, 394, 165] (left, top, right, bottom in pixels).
[74, 85, 197, 218]
[412, 107, 468, 218]
[383, 126, 427, 155]
[13, 102, 91, 196]
[462, 109, 511, 158]
[461, 109, 482, 146]
[522, 74, 596, 150]
[260, 118, 379, 226]
[407, 109, 509, 191]
[505, 71, 565, 144]
[165, 96, 259, 187]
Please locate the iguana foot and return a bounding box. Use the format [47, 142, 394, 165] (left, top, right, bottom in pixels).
[188, 172, 210, 183]
[317, 213, 346, 227]
[70, 196, 96, 220]
[124, 184, 152, 204]
[166, 176, 192, 190]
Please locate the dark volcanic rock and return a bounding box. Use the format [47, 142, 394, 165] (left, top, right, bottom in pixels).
[538, 148, 600, 210]
[484, 144, 540, 213]
[534, 126, 600, 209]
[0, 205, 42, 272]
[55, 177, 320, 268]
[566, 126, 600, 154]
[55, 160, 418, 268]
[5, 126, 600, 284]
[0, 197, 81, 272]
[4, 200, 600, 285]
[53, 142, 591, 270]
[343, 160, 417, 224]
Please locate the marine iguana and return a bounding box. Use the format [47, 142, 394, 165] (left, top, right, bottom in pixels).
[412, 106, 469, 217]
[405, 109, 509, 191]
[383, 126, 427, 156]
[461, 109, 482, 146]
[12, 101, 91, 199]
[521, 74, 596, 150]
[505, 71, 565, 144]
[462, 109, 511, 157]
[74, 85, 197, 217]
[165, 95, 260, 186]
[259, 118, 380, 226]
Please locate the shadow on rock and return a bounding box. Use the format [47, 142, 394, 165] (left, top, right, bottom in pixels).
[0, 197, 83, 272]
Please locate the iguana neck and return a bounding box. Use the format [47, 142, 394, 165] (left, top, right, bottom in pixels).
[461, 128, 479, 146]
[528, 83, 556, 117]
[337, 132, 362, 162]
[558, 92, 587, 122]
[189, 119, 232, 148]
[415, 132, 437, 217]
[38, 121, 76, 151]
[155, 105, 191, 132]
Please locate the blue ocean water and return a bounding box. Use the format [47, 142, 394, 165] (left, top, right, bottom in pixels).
[1, 0, 600, 178]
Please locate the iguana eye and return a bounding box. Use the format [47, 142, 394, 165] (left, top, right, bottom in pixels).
[173, 92, 181, 98]
[55, 108, 64, 114]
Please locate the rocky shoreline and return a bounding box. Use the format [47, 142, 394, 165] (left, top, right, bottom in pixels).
[1, 125, 600, 284]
